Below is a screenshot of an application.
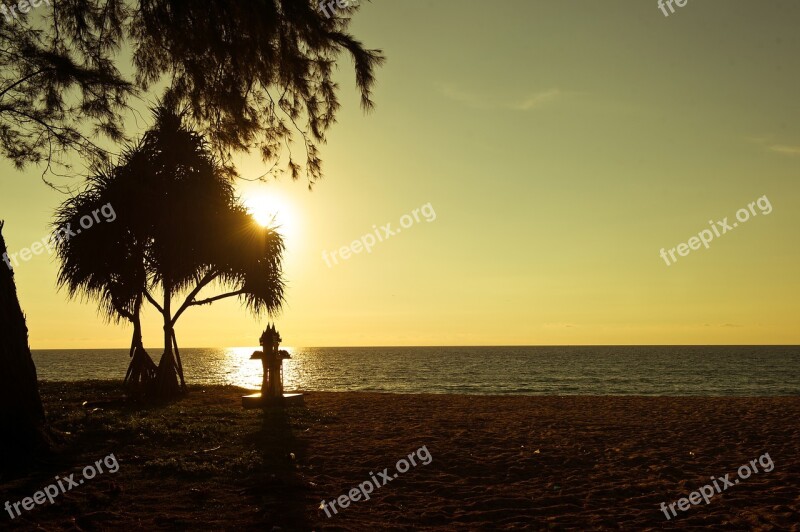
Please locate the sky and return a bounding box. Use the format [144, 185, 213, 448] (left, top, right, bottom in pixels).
[1, 0, 799, 349]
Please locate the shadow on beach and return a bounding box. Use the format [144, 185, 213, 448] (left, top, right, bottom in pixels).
[0, 382, 313, 530]
[242, 405, 312, 530]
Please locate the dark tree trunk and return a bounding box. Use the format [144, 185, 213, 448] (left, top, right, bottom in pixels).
[124, 331, 158, 391]
[0, 222, 49, 474]
[154, 281, 184, 399]
[123, 302, 157, 394]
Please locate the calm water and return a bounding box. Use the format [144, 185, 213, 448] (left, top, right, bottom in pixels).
[31, 346, 800, 395]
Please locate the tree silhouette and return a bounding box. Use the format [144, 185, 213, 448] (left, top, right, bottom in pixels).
[54, 107, 286, 398]
[1, 0, 383, 184]
[0, 222, 49, 474]
[1, 0, 381, 461]
[53, 161, 156, 393]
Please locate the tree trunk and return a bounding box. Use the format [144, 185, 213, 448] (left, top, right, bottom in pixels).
[171, 329, 186, 390]
[123, 299, 157, 394]
[154, 281, 183, 398]
[0, 221, 49, 474]
[124, 294, 158, 395]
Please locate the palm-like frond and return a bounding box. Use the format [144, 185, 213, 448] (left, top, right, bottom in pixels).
[208, 206, 286, 316]
[53, 102, 286, 342]
[53, 164, 146, 324]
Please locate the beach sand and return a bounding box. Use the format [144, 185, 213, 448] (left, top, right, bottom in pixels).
[304, 394, 799, 530]
[2, 383, 798, 530]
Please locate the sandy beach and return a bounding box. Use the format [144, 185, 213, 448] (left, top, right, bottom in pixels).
[0, 382, 796, 530]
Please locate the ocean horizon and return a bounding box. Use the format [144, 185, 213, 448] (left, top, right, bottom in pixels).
[32, 345, 800, 396]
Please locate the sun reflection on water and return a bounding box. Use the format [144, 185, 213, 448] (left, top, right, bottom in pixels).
[224, 346, 297, 390]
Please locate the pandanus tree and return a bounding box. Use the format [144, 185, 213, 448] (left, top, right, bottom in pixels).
[2, 0, 380, 464]
[53, 163, 156, 392]
[54, 107, 286, 398]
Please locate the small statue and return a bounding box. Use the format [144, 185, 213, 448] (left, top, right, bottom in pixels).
[252, 323, 289, 400]
[243, 323, 300, 408]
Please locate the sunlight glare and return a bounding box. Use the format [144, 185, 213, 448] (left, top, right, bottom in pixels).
[243, 192, 296, 240]
[225, 346, 297, 390]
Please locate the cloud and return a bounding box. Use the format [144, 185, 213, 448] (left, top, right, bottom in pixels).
[769, 144, 800, 156]
[746, 136, 800, 157]
[511, 89, 562, 111]
[435, 83, 494, 110]
[436, 83, 561, 111]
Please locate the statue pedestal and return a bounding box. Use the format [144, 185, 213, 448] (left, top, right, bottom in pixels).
[241, 392, 304, 409]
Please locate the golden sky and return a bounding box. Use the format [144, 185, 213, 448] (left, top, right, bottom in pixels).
[1, 0, 799, 348]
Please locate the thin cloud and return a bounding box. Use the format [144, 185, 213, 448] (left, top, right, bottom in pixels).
[435, 83, 494, 110]
[436, 83, 562, 111]
[746, 136, 800, 157]
[769, 144, 800, 156]
[511, 89, 561, 111]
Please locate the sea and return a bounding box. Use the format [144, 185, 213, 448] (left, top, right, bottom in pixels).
[31, 346, 800, 395]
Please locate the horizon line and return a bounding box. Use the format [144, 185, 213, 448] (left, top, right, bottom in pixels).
[31, 344, 800, 350]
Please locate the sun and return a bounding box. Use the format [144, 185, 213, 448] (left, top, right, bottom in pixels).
[243, 192, 296, 235]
